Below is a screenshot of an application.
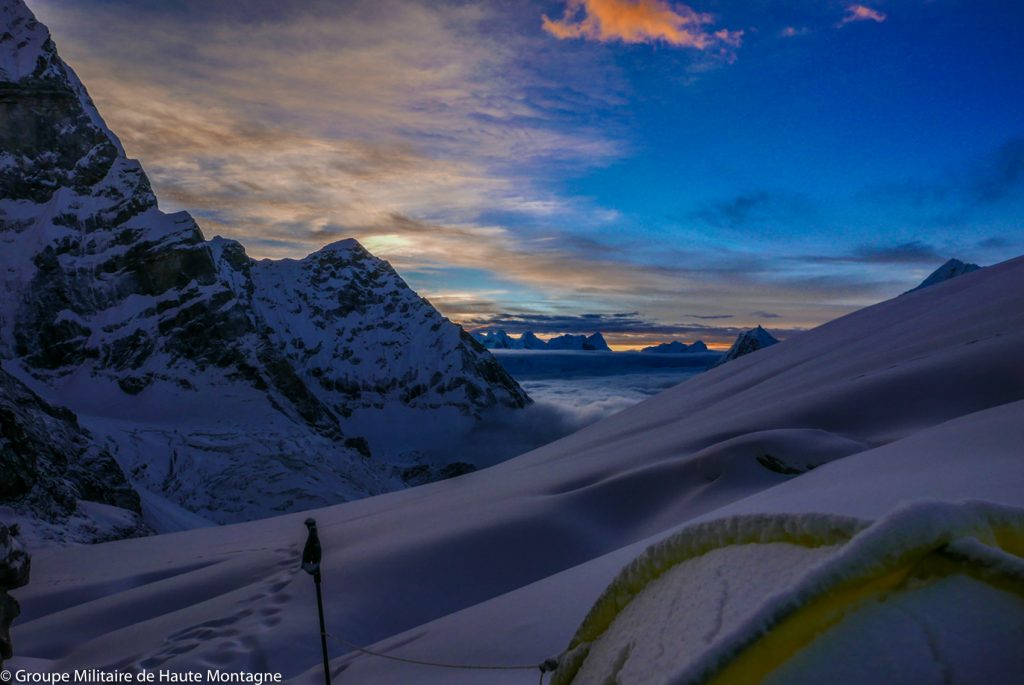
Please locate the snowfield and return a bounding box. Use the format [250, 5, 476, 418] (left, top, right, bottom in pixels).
[6, 252, 1024, 682]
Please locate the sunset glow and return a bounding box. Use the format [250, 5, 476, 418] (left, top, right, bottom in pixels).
[28, 0, 1024, 348]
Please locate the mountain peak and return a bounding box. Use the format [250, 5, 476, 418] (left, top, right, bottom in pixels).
[0, 0, 53, 82]
[713, 326, 779, 367]
[907, 258, 982, 293]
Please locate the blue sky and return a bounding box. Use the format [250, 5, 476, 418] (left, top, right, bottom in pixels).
[31, 0, 1024, 347]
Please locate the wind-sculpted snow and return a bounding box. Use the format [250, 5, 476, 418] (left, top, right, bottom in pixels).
[0, 0, 528, 535]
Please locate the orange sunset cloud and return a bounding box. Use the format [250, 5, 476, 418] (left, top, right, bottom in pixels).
[838, 4, 887, 27]
[542, 0, 741, 50]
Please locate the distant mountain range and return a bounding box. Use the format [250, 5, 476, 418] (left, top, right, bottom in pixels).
[473, 330, 612, 351]
[640, 340, 710, 354]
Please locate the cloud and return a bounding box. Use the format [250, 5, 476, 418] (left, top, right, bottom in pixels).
[862, 136, 1024, 213]
[970, 136, 1024, 205]
[33, 0, 623, 260]
[541, 0, 741, 52]
[798, 241, 944, 265]
[977, 236, 1011, 250]
[837, 4, 887, 27]
[779, 26, 810, 38]
[690, 190, 818, 231]
[29, 0, 906, 349]
[751, 311, 782, 319]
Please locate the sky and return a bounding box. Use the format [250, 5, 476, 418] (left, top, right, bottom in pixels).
[30, 0, 1024, 349]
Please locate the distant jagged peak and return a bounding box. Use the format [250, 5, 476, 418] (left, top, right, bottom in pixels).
[713, 325, 780, 367]
[641, 339, 712, 354]
[472, 330, 611, 351]
[585, 332, 611, 351]
[907, 258, 982, 293]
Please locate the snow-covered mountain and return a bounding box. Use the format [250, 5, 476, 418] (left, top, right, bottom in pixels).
[10, 248, 1023, 681]
[906, 257, 982, 293]
[473, 330, 611, 351]
[519, 331, 549, 349]
[641, 339, 709, 354]
[547, 332, 611, 351]
[712, 325, 779, 366]
[0, 0, 528, 535]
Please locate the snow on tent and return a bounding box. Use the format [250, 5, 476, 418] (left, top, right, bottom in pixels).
[551, 501, 1024, 685]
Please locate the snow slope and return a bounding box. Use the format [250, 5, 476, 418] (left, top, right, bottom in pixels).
[7, 250, 1024, 680]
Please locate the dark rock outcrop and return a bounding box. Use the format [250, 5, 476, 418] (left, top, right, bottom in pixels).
[0, 364, 147, 544]
[713, 326, 780, 367]
[0, 523, 29, 667]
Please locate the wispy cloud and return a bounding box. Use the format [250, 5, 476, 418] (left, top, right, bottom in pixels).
[863, 136, 1024, 212]
[837, 4, 887, 27]
[971, 136, 1024, 205]
[779, 26, 810, 38]
[798, 241, 944, 265]
[542, 0, 741, 53]
[34, 0, 622, 258]
[28, 0, 920, 344]
[689, 190, 818, 231]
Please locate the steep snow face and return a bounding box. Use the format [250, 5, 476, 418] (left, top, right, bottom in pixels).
[713, 325, 779, 366]
[907, 257, 982, 293]
[0, 0, 528, 532]
[0, 364, 147, 546]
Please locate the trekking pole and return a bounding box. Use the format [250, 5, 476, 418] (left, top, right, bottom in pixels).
[302, 518, 331, 685]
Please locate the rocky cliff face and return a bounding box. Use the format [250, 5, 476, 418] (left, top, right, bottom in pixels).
[0, 0, 529, 532]
[0, 364, 147, 544]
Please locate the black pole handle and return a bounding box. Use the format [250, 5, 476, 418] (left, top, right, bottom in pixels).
[303, 518, 331, 685]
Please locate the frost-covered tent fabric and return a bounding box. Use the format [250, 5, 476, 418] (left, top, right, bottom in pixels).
[552, 502, 1024, 685]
